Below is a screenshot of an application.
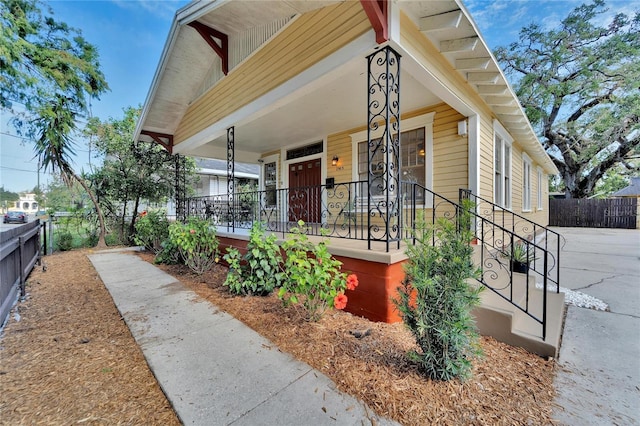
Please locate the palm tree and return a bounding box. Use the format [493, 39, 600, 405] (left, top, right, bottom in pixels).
[34, 95, 108, 248]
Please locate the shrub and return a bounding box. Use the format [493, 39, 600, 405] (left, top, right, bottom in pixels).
[394, 203, 482, 381]
[168, 218, 219, 275]
[223, 222, 284, 295]
[154, 238, 181, 265]
[133, 209, 169, 254]
[277, 221, 358, 321]
[56, 231, 74, 251]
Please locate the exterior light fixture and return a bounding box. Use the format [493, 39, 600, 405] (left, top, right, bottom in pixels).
[332, 155, 339, 166]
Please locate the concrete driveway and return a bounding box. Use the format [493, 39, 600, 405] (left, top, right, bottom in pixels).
[552, 227, 640, 425]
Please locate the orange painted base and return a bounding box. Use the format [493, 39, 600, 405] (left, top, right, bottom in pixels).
[335, 256, 406, 323]
[218, 236, 407, 324]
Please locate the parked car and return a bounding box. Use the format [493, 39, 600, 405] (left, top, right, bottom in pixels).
[4, 211, 28, 224]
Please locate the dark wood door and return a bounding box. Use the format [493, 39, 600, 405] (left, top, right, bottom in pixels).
[288, 158, 321, 223]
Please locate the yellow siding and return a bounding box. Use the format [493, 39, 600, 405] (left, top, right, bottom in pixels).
[175, 2, 371, 144]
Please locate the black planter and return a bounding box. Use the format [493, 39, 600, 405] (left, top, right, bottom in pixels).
[510, 260, 529, 274]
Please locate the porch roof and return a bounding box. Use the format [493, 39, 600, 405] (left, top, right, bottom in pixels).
[135, 0, 558, 175]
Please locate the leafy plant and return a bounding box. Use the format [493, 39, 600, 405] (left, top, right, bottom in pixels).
[168, 218, 219, 275]
[56, 231, 74, 251]
[155, 238, 181, 265]
[223, 222, 284, 295]
[277, 221, 358, 321]
[133, 209, 169, 254]
[394, 203, 482, 381]
[509, 241, 536, 264]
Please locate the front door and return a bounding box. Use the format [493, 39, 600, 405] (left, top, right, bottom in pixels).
[288, 158, 321, 223]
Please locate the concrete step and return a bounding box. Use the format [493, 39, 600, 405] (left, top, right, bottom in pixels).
[471, 244, 566, 358]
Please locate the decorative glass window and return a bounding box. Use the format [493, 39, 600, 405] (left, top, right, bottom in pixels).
[286, 141, 323, 160]
[522, 154, 532, 212]
[264, 161, 277, 207]
[494, 122, 512, 209]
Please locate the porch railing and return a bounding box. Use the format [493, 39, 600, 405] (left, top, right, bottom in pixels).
[184, 181, 560, 340]
[186, 180, 383, 241]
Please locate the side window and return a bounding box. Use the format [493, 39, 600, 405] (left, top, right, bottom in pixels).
[522, 155, 532, 211]
[264, 161, 277, 207]
[494, 129, 512, 209]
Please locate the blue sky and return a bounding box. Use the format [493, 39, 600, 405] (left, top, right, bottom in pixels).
[1, 0, 637, 193]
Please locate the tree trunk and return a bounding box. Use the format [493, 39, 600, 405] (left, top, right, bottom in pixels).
[73, 174, 107, 248]
[129, 196, 141, 239]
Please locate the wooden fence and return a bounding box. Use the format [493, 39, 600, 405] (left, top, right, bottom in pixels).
[0, 220, 41, 327]
[550, 198, 637, 229]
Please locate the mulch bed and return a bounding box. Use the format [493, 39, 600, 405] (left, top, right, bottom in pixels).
[0, 249, 558, 425]
[145, 252, 558, 425]
[0, 250, 180, 425]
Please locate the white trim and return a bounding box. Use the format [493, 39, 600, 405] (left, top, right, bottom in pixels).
[259, 153, 279, 191]
[468, 114, 480, 197]
[493, 119, 513, 209]
[537, 166, 544, 211]
[522, 153, 532, 212]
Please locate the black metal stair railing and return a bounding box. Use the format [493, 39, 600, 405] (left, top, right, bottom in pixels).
[401, 183, 559, 341]
[459, 189, 561, 295]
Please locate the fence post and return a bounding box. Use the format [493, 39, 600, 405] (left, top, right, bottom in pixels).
[49, 217, 54, 253]
[19, 236, 25, 297]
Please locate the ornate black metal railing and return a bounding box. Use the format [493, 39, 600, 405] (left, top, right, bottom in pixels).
[184, 181, 560, 340]
[459, 189, 561, 293]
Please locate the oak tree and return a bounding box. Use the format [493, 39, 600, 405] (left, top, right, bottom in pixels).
[495, 0, 639, 198]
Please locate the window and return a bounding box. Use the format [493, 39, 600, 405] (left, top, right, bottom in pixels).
[522, 154, 532, 212]
[264, 161, 277, 207]
[494, 122, 512, 209]
[23, 202, 30, 210]
[537, 167, 544, 210]
[352, 112, 434, 206]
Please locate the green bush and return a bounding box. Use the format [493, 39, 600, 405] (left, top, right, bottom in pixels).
[277, 221, 357, 321]
[133, 209, 169, 254]
[154, 238, 181, 265]
[168, 218, 219, 275]
[83, 232, 98, 248]
[394, 203, 482, 381]
[223, 222, 284, 296]
[56, 231, 74, 251]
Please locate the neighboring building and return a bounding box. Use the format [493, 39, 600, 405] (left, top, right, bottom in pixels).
[612, 176, 640, 229]
[9, 193, 39, 215]
[193, 157, 259, 197]
[135, 0, 563, 356]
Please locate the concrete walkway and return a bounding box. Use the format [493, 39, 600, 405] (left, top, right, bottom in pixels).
[551, 228, 640, 425]
[88, 249, 398, 426]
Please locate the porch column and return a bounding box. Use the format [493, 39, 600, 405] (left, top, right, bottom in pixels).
[227, 126, 235, 232]
[366, 46, 401, 252]
[174, 154, 187, 222]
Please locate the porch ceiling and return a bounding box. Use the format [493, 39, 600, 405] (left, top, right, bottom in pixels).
[184, 58, 439, 160]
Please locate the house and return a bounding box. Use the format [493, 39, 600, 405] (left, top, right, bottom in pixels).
[135, 0, 564, 356]
[9, 193, 40, 215]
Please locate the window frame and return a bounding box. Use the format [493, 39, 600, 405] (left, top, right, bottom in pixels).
[259, 153, 279, 209]
[537, 166, 544, 211]
[522, 153, 532, 212]
[350, 112, 435, 208]
[493, 120, 513, 210]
